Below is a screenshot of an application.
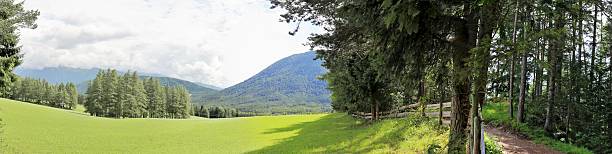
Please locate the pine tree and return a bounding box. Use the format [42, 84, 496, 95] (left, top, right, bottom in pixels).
[118, 71, 133, 118]
[85, 72, 104, 116]
[66, 83, 78, 109]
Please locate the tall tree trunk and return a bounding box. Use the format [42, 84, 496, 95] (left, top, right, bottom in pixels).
[508, 0, 519, 119]
[590, 6, 597, 85]
[609, 44, 612, 145]
[439, 88, 444, 125]
[417, 50, 426, 117]
[577, 3, 583, 108]
[518, 44, 528, 123]
[544, 46, 556, 132]
[517, 7, 529, 123]
[568, 15, 577, 143]
[419, 79, 426, 117]
[495, 60, 501, 97]
[535, 31, 543, 97]
[370, 104, 375, 121]
[375, 100, 379, 121]
[471, 2, 498, 152]
[545, 12, 564, 132]
[448, 22, 473, 154]
[472, 47, 489, 154]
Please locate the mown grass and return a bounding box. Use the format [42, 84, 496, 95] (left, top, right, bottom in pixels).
[249, 113, 449, 153]
[0, 98, 449, 153]
[482, 102, 593, 154]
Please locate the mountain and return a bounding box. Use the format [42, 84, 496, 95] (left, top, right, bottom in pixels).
[194, 82, 223, 91]
[15, 67, 219, 96]
[141, 76, 218, 95]
[197, 51, 331, 114]
[15, 67, 100, 84]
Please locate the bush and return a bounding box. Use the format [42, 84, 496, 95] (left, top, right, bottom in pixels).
[484, 133, 502, 154]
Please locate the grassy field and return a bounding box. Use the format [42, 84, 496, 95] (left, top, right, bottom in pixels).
[0, 98, 448, 153]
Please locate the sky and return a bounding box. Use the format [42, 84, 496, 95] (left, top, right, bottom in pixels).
[19, 0, 321, 88]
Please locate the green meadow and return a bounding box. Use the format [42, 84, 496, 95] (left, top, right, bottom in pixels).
[0, 98, 448, 153]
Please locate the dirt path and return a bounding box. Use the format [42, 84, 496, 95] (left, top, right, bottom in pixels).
[485, 126, 562, 154]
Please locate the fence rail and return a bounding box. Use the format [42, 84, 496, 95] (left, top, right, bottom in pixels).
[351, 102, 452, 123]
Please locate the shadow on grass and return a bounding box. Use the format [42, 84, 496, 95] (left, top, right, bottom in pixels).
[247, 113, 436, 153]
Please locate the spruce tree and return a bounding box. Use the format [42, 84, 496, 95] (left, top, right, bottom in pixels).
[132, 72, 148, 118]
[0, 0, 39, 96]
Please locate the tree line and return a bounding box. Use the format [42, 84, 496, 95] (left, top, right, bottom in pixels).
[84, 69, 192, 119]
[193, 106, 252, 118]
[271, 0, 611, 153]
[7, 77, 78, 110]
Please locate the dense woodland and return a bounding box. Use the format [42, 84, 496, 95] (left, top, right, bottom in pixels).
[84, 69, 192, 119]
[272, 0, 611, 153]
[8, 78, 78, 110]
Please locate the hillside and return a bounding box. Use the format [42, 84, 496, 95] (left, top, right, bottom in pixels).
[0, 99, 448, 153]
[197, 51, 331, 113]
[141, 76, 219, 95]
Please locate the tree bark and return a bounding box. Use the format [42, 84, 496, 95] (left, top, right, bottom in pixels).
[545, 11, 564, 132]
[375, 100, 379, 121]
[508, 0, 519, 119]
[419, 79, 426, 117]
[544, 45, 556, 132]
[608, 19, 612, 143]
[518, 45, 528, 123]
[590, 6, 597, 85]
[439, 92, 444, 125]
[448, 21, 473, 154]
[494, 60, 501, 97]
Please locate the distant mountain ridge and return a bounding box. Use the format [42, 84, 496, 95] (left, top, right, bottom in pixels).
[15, 67, 100, 84]
[197, 51, 331, 113]
[14, 67, 220, 95]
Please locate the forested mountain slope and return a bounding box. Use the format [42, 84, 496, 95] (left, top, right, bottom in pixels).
[197, 51, 331, 114]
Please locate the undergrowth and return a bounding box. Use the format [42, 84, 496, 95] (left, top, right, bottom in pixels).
[482, 102, 592, 154]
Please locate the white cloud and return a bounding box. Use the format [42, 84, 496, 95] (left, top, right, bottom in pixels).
[19, 0, 320, 88]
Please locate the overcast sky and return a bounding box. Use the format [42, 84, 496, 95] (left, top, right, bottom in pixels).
[19, 0, 320, 88]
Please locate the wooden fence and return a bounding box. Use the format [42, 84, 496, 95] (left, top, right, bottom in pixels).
[351, 102, 452, 124]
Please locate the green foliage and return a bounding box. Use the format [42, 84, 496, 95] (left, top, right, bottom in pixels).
[484, 133, 502, 154]
[426, 144, 442, 154]
[483, 102, 593, 154]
